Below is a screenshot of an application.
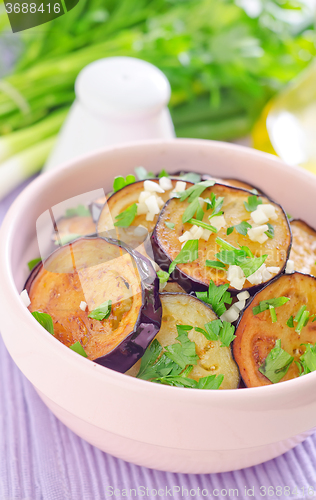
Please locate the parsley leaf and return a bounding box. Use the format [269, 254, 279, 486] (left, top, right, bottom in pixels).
[135, 167, 155, 180]
[31, 311, 54, 335]
[27, 257, 41, 271]
[165, 222, 175, 230]
[188, 218, 217, 233]
[114, 203, 137, 227]
[253, 297, 290, 315]
[219, 321, 236, 347]
[169, 239, 199, 274]
[182, 197, 203, 223]
[244, 195, 262, 212]
[204, 319, 223, 340]
[113, 174, 135, 192]
[239, 254, 268, 278]
[197, 374, 224, 390]
[226, 227, 234, 236]
[69, 341, 88, 358]
[234, 221, 252, 236]
[65, 205, 91, 217]
[180, 180, 215, 203]
[259, 339, 294, 383]
[207, 193, 224, 217]
[265, 223, 274, 239]
[196, 280, 232, 317]
[88, 300, 112, 321]
[299, 343, 316, 375]
[158, 169, 169, 178]
[205, 260, 226, 270]
[165, 328, 199, 368]
[202, 320, 235, 347]
[137, 339, 163, 380]
[287, 315, 294, 328]
[216, 249, 248, 266]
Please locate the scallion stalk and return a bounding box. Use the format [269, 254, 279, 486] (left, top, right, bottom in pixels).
[0, 136, 56, 200]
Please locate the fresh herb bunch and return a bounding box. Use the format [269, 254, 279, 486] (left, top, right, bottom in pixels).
[0, 0, 314, 195]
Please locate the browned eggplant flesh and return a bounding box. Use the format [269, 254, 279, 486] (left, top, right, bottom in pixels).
[289, 219, 316, 276]
[233, 272, 316, 387]
[26, 237, 161, 371]
[153, 183, 291, 293]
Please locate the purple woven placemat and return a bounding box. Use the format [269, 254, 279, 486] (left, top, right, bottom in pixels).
[1, 178, 316, 500]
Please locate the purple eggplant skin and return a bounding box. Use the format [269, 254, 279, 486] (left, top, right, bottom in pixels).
[95, 239, 162, 373]
[25, 236, 162, 374]
[152, 188, 292, 296]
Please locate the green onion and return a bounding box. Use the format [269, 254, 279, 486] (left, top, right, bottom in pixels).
[0, 137, 56, 200]
[188, 218, 217, 233]
[294, 305, 307, 324]
[295, 310, 310, 334]
[269, 305, 277, 323]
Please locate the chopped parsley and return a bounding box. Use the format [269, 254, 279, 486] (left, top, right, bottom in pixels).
[225, 221, 253, 236]
[182, 197, 204, 223]
[188, 218, 217, 233]
[136, 332, 223, 390]
[135, 166, 155, 180]
[234, 221, 252, 236]
[27, 257, 42, 271]
[113, 174, 136, 192]
[215, 238, 267, 277]
[179, 180, 215, 203]
[206, 193, 224, 218]
[169, 239, 199, 275]
[31, 311, 54, 335]
[265, 223, 274, 239]
[203, 320, 236, 347]
[298, 343, 316, 375]
[69, 341, 88, 358]
[165, 222, 175, 230]
[114, 203, 137, 227]
[287, 315, 294, 328]
[158, 169, 169, 178]
[259, 339, 294, 383]
[244, 195, 262, 212]
[196, 280, 232, 317]
[65, 205, 91, 218]
[88, 300, 112, 321]
[239, 254, 268, 278]
[253, 297, 290, 315]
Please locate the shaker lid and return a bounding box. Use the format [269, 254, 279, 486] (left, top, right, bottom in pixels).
[75, 57, 171, 119]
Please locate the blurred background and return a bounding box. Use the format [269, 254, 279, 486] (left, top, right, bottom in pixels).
[0, 0, 315, 200]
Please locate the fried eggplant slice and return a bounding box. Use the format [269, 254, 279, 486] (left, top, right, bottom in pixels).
[289, 219, 316, 276]
[153, 183, 291, 293]
[233, 272, 316, 387]
[97, 179, 193, 236]
[127, 293, 240, 389]
[25, 237, 162, 372]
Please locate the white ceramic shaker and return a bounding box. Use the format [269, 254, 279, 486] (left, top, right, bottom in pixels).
[44, 56, 175, 172]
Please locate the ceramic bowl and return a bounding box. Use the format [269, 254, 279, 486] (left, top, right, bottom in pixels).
[1, 139, 316, 474]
